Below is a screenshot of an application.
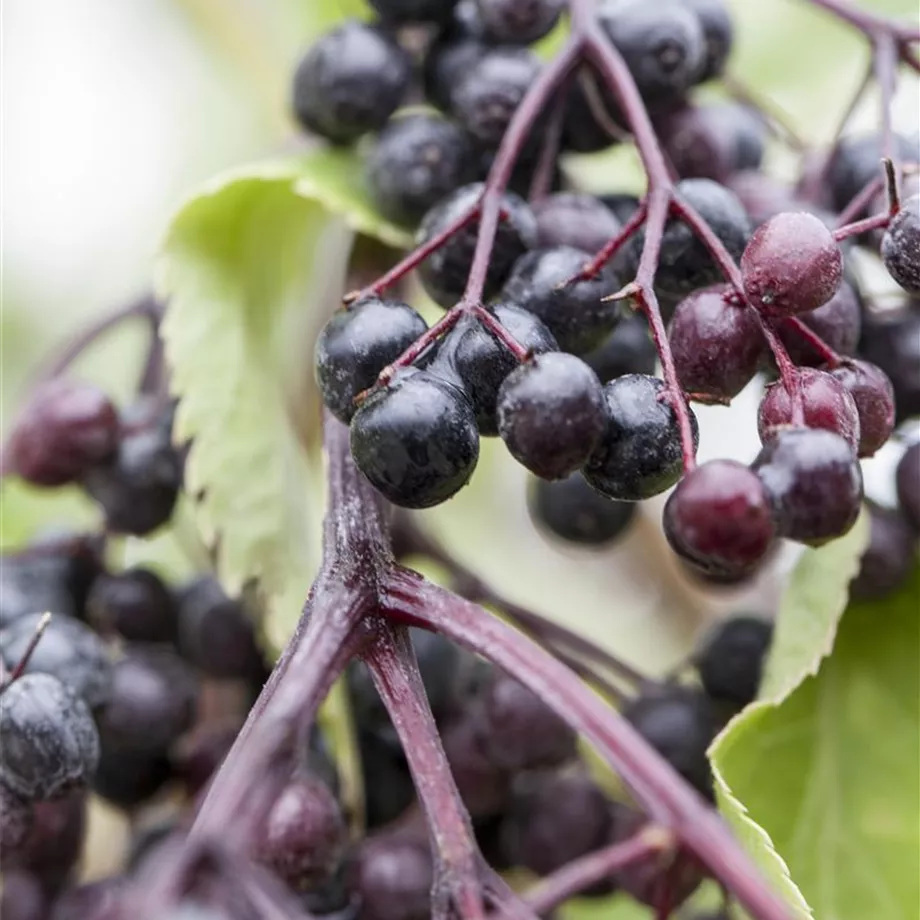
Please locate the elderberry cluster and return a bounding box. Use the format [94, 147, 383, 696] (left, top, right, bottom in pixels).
[0, 532, 276, 917]
[304, 0, 920, 589]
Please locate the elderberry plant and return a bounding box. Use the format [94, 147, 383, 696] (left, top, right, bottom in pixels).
[2, 1, 919, 919]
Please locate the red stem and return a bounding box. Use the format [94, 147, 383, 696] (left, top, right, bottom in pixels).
[463, 38, 583, 305]
[364, 623, 499, 920]
[833, 210, 891, 240]
[525, 831, 670, 914]
[189, 417, 387, 842]
[783, 318, 842, 368]
[575, 199, 649, 280]
[0, 613, 52, 693]
[343, 204, 481, 304]
[389, 572, 793, 920]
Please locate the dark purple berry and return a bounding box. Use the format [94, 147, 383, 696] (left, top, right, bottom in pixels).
[315, 297, 428, 424]
[291, 22, 411, 144]
[777, 279, 862, 365]
[359, 730, 416, 829]
[257, 773, 348, 890]
[632, 179, 751, 298]
[449, 48, 542, 149]
[82, 400, 182, 536]
[176, 577, 264, 680]
[475, 0, 563, 45]
[683, 0, 733, 81]
[350, 369, 480, 509]
[827, 132, 919, 212]
[423, 34, 488, 113]
[532, 192, 622, 257]
[622, 685, 718, 798]
[528, 472, 636, 545]
[598, 0, 705, 103]
[92, 748, 173, 809]
[858, 303, 920, 424]
[416, 183, 537, 308]
[1, 612, 112, 709]
[664, 460, 776, 582]
[475, 672, 577, 771]
[499, 770, 610, 876]
[86, 567, 177, 644]
[828, 359, 895, 458]
[96, 647, 197, 757]
[881, 194, 920, 295]
[669, 285, 763, 402]
[897, 443, 920, 531]
[657, 102, 765, 184]
[357, 831, 432, 920]
[585, 374, 699, 501]
[850, 504, 916, 601]
[503, 246, 621, 354]
[741, 211, 843, 317]
[753, 428, 863, 546]
[7, 379, 118, 487]
[758, 368, 860, 451]
[582, 313, 657, 382]
[366, 115, 477, 227]
[0, 673, 99, 801]
[432, 302, 557, 436]
[497, 353, 606, 479]
[728, 170, 800, 229]
[696, 615, 773, 707]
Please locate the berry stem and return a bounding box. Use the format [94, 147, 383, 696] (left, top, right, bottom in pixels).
[388, 570, 793, 920]
[343, 205, 482, 304]
[575, 198, 649, 280]
[833, 209, 891, 240]
[524, 829, 672, 914]
[462, 37, 584, 305]
[363, 622, 494, 920]
[783, 317, 843, 368]
[873, 34, 900, 166]
[632, 192, 699, 472]
[528, 87, 567, 204]
[0, 612, 52, 694]
[189, 416, 386, 842]
[39, 295, 162, 382]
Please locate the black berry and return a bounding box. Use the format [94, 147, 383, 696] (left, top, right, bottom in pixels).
[292, 22, 411, 144]
[696, 615, 773, 707]
[881, 194, 920, 295]
[497, 353, 606, 479]
[753, 428, 863, 546]
[0, 673, 100, 801]
[528, 472, 637, 545]
[503, 246, 621, 354]
[366, 114, 477, 227]
[584, 374, 699, 501]
[416, 183, 537, 308]
[350, 369, 480, 509]
[86, 568, 177, 644]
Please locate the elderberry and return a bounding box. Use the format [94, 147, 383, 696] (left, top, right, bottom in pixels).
[881, 194, 920, 295]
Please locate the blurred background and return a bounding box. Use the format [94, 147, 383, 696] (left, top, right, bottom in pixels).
[2, 0, 918, 670]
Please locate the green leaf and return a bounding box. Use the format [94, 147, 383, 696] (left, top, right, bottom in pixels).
[157, 147, 407, 601]
[713, 517, 920, 918]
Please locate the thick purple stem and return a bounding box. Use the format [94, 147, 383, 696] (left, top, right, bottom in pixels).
[387, 571, 792, 920]
[189, 416, 389, 843]
[363, 621, 493, 920]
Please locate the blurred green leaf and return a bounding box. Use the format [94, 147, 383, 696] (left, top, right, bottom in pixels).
[710, 516, 920, 918]
[158, 146, 405, 601]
